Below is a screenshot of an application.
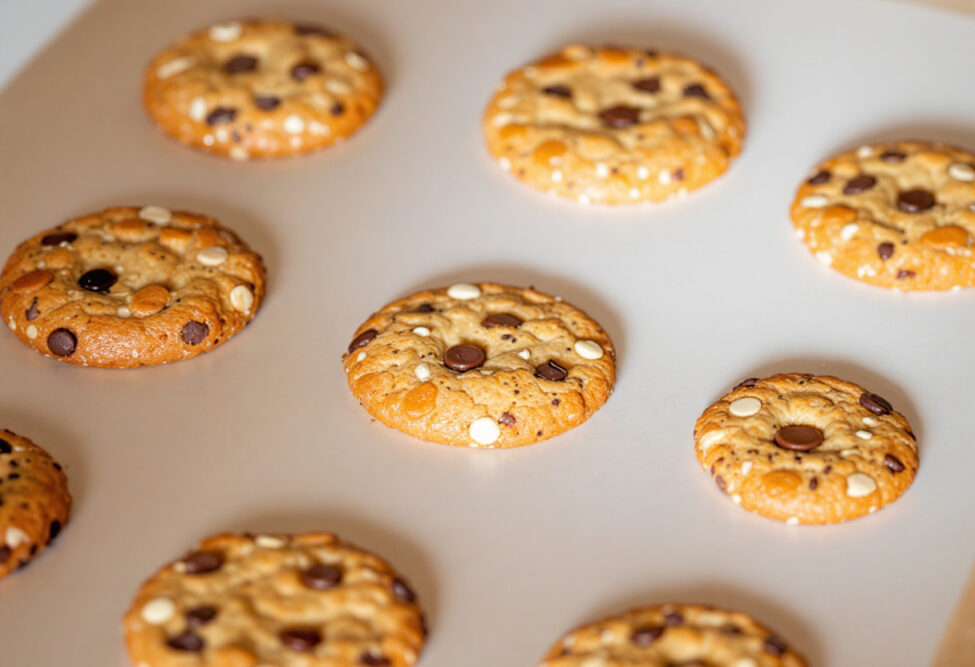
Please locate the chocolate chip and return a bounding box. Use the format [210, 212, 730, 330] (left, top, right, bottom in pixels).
[599, 105, 641, 128]
[481, 313, 522, 328]
[78, 268, 117, 292]
[764, 636, 787, 656]
[809, 477, 819, 490]
[897, 269, 916, 280]
[535, 360, 568, 382]
[843, 175, 876, 194]
[0, 546, 9, 564]
[25, 298, 39, 321]
[47, 329, 76, 357]
[664, 611, 683, 626]
[391, 577, 416, 602]
[41, 231, 77, 246]
[631, 625, 664, 646]
[331, 102, 345, 116]
[206, 107, 237, 126]
[774, 425, 824, 451]
[673, 168, 685, 181]
[48, 520, 61, 541]
[181, 321, 209, 345]
[734, 378, 758, 389]
[499, 412, 516, 426]
[301, 563, 342, 590]
[0, 439, 9, 454]
[280, 628, 321, 652]
[167, 631, 205, 652]
[182, 550, 224, 574]
[295, 23, 334, 37]
[255, 95, 281, 111]
[185, 606, 217, 627]
[542, 84, 572, 98]
[722, 624, 742, 635]
[444, 344, 485, 372]
[715, 475, 727, 491]
[885, 454, 906, 473]
[291, 61, 320, 81]
[880, 150, 906, 163]
[224, 54, 258, 73]
[349, 329, 378, 353]
[8, 473, 19, 480]
[897, 189, 935, 212]
[806, 170, 830, 185]
[410, 304, 434, 313]
[360, 652, 391, 665]
[859, 392, 892, 415]
[877, 242, 895, 260]
[632, 77, 660, 93]
[683, 83, 710, 99]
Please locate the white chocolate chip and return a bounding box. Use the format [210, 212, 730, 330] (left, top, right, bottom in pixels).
[786, 517, 799, 525]
[118, 307, 131, 317]
[731, 494, 742, 505]
[356, 352, 366, 362]
[254, 535, 286, 548]
[551, 169, 563, 183]
[229, 146, 249, 161]
[25, 325, 37, 340]
[209, 21, 242, 42]
[629, 187, 640, 199]
[741, 461, 752, 475]
[862, 416, 878, 427]
[595, 163, 609, 178]
[5, 526, 29, 548]
[840, 223, 859, 241]
[141, 597, 176, 624]
[949, 162, 975, 182]
[816, 250, 833, 265]
[733, 659, 758, 667]
[729, 397, 761, 417]
[636, 166, 650, 180]
[846, 473, 877, 497]
[447, 283, 480, 300]
[7, 318, 14, 331]
[230, 285, 254, 313]
[518, 349, 530, 360]
[345, 51, 370, 71]
[325, 79, 351, 95]
[196, 247, 228, 266]
[577, 193, 591, 205]
[573, 340, 604, 360]
[857, 145, 873, 158]
[855, 430, 873, 440]
[412, 327, 430, 337]
[469, 417, 500, 446]
[498, 157, 511, 171]
[414, 363, 431, 381]
[138, 206, 172, 224]
[658, 169, 672, 185]
[283, 114, 306, 134]
[157, 56, 195, 79]
[188, 97, 208, 122]
[801, 194, 829, 208]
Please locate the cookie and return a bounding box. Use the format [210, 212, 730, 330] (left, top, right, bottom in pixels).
[483, 44, 745, 205]
[791, 140, 975, 290]
[123, 532, 425, 666]
[0, 429, 71, 579]
[694, 373, 919, 525]
[0, 206, 265, 368]
[144, 19, 383, 159]
[343, 282, 616, 448]
[539, 603, 807, 666]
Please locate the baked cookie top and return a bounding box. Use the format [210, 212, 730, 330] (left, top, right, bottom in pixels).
[0, 206, 265, 368]
[791, 140, 975, 290]
[539, 603, 807, 666]
[694, 373, 919, 525]
[343, 282, 616, 448]
[0, 429, 71, 579]
[483, 44, 745, 205]
[144, 19, 383, 159]
[124, 532, 425, 666]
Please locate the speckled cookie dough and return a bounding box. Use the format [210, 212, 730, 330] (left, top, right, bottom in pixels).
[0, 430, 71, 579]
[694, 373, 919, 525]
[343, 282, 616, 448]
[539, 603, 807, 666]
[124, 532, 426, 666]
[483, 44, 745, 205]
[0, 206, 265, 368]
[144, 19, 383, 159]
[791, 140, 975, 290]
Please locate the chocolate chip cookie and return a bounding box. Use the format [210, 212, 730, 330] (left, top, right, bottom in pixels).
[0, 430, 71, 579]
[344, 283, 616, 448]
[694, 373, 919, 525]
[0, 206, 265, 368]
[539, 603, 807, 666]
[483, 44, 745, 205]
[791, 141, 975, 290]
[144, 19, 383, 159]
[124, 532, 425, 666]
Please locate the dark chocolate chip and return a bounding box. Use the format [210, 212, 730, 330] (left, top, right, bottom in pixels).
[444, 344, 485, 372]
[897, 269, 916, 280]
[181, 321, 209, 345]
[280, 628, 321, 651]
[0, 439, 9, 454]
[410, 304, 434, 313]
[664, 611, 683, 626]
[185, 606, 218, 627]
[331, 102, 345, 116]
[291, 61, 320, 81]
[255, 95, 281, 111]
[535, 360, 568, 382]
[41, 231, 77, 246]
[764, 636, 787, 656]
[542, 84, 572, 98]
[632, 77, 660, 93]
[78, 268, 117, 292]
[807, 170, 830, 185]
[206, 107, 237, 126]
[809, 477, 819, 490]
[734, 378, 758, 389]
[349, 329, 378, 353]
[47, 329, 76, 357]
[0, 546, 9, 564]
[481, 313, 522, 328]
[880, 150, 906, 163]
[715, 475, 727, 491]
[167, 631, 205, 652]
[360, 652, 391, 665]
[683, 83, 710, 99]
[499, 412, 516, 426]
[295, 23, 335, 37]
[722, 624, 742, 635]
[25, 298, 39, 321]
[884, 454, 906, 473]
[877, 242, 895, 260]
[774, 425, 824, 451]
[843, 175, 876, 194]
[631, 625, 664, 646]
[599, 105, 641, 128]
[301, 563, 342, 590]
[897, 189, 935, 212]
[391, 577, 416, 602]
[48, 520, 61, 541]
[859, 392, 892, 415]
[673, 168, 685, 181]
[224, 54, 258, 73]
[182, 550, 224, 574]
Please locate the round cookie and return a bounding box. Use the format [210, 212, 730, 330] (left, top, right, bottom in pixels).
[144, 19, 383, 159]
[0, 206, 265, 368]
[539, 603, 807, 666]
[791, 140, 975, 290]
[0, 429, 71, 578]
[694, 373, 919, 525]
[343, 282, 616, 448]
[124, 532, 425, 666]
[483, 44, 745, 205]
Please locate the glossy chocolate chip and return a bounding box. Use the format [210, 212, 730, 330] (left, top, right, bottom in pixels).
[599, 105, 641, 128]
[295, 23, 334, 37]
[859, 392, 892, 415]
[734, 378, 758, 389]
[664, 611, 684, 626]
[885, 454, 906, 473]
[48, 520, 61, 541]
[280, 629, 321, 652]
[291, 61, 320, 81]
[632, 77, 660, 93]
[410, 303, 434, 313]
[542, 84, 572, 98]
[391, 577, 416, 603]
[181, 321, 209, 345]
[182, 550, 224, 574]
[183, 606, 217, 628]
[807, 170, 830, 185]
[843, 175, 876, 194]
[683, 83, 710, 99]
[255, 95, 281, 111]
[331, 102, 345, 116]
[535, 360, 568, 382]
[25, 298, 39, 321]
[481, 313, 522, 328]
[897, 269, 916, 280]
[360, 652, 391, 666]
[206, 107, 237, 126]
[47, 329, 76, 357]
[631, 625, 664, 646]
[897, 189, 935, 212]
[764, 636, 787, 656]
[880, 150, 906, 163]
[301, 563, 342, 590]
[78, 269, 117, 292]
[224, 54, 258, 73]
[877, 242, 895, 260]
[774, 425, 824, 451]
[444, 344, 486, 372]
[0, 439, 10, 454]
[349, 329, 377, 353]
[499, 412, 516, 426]
[167, 631, 205, 652]
[41, 231, 77, 246]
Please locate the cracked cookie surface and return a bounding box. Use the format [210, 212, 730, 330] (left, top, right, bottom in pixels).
[0, 429, 70, 579]
[0, 206, 265, 368]
[124, 532, 425, 666]
[144, 19, 383, 159]
[483, 44, 745, 205]
[791, 140, 975, 290]
[539, 603, 807, 666]
[694, 373, 918, 525]
[343, 282, 616, 448]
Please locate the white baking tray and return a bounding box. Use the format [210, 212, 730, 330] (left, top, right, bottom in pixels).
[1, 0, 974, 664]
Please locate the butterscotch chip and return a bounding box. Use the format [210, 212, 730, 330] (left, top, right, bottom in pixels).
[343, 283, 616, 448]
[483, 44, 745, 205]
[0, 206, 265, 368]
[694, 373, 919, 525]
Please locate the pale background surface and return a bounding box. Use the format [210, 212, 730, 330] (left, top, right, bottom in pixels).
[1, 0, 975, 665]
